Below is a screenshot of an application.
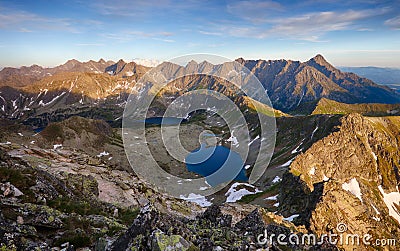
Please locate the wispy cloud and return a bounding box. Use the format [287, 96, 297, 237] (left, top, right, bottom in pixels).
[267, 9, 386, 41]
[227, 0, 284, 23]
[152, 38, 175, 43]
[90, 0, 172, 17]
[201, 7, 389, 42]
[88, 0, 205, 18]
[0, 6, 97, 33]
[74, 43, 105, 46]
[385, 15, 400, 30]
[102, 30, 175, 42]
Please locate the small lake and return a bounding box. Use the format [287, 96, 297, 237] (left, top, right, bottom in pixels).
[33, 127, 44, 133]
[144, 117, 188, 125]
[185, 144, 248, 187]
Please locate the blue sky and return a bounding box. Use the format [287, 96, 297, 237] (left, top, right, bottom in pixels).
[0, 0, 399, 68]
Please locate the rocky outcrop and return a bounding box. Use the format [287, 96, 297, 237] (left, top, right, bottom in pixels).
[279, 114, 400, 250]
[111, 204, 317, 251]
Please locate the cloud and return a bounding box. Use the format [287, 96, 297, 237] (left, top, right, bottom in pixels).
[152, 38, 175, 43]
[74, 43, 105, 46]
[0, 7, 94, 33]
[385, 15, 400, 30]
[102, 30, 175, 42]
[267, 9, 384, 41]
[91, 0, 171, 16]
[227, 0, 283, 23]
[89, 0, 205, 18]
[201, 8, 389, 41]
[199, 30, 224, 36]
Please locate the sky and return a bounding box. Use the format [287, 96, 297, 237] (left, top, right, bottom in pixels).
[0, 0, 399, 68]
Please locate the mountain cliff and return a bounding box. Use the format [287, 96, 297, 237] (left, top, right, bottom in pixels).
[279, 113, 400, 250]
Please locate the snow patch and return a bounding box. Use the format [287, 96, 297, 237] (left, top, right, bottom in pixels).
[323, 175, 329, 181]
[180, 193, 212, 207]
[280, 158, 294, 167]
[97, 151, 110, 157]
[291, 139, 304, 154]
[53, 144, 62, 150]
[372, 151, 377, 160]
[309, 167, 316, 175]
[342, 178, 363, 202]
[125, 71, 134, 77]
[264, 194, 278, 201]
[17, 133, 23, 137]
[272, 176, 282, 183]
[378, 185, 400, 224]
[371, 203, 380, 215]
[39, 92, 66, 106]
[248, 135, 260, 146]
[225, 182, 261, 203]
[227, 131, 239, 147]
[310, 126, 319, 139]
[284, 214, 299, 222]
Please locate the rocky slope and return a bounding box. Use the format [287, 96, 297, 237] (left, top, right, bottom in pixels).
[278, 113, 400, 250]
[0, 116, 340, 250]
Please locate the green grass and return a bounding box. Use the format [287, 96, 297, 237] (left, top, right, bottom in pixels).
[0, 167, 37, 202]
[40, 123, 64, 142]
[47, 196, 104, 216]
[117, 207, 140, 225]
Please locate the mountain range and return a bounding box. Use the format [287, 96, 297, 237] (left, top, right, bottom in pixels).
[0, 55, 399, 128]
[339, 66, 400, 90]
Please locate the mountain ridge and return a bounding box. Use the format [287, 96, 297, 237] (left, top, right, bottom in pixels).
[0, 59, 150, 88]
[0, 55, 399, 128]
[237, 55, 400, 112]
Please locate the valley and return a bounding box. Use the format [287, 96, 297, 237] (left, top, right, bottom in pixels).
[0, 56, 399, 250]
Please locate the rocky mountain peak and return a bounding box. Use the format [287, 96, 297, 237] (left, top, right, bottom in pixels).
[116, 59, 126, 65]
[64, 59, 79, 67]
[307, 54, 332, 68]
[186, 59, 198, 66]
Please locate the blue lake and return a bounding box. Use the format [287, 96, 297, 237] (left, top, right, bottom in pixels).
[185, 144, 248, 187]
[144, 117, 187, 125]
[33, 127, 44, 133]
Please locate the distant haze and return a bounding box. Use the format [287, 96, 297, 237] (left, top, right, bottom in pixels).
[340, 66, 400, 85]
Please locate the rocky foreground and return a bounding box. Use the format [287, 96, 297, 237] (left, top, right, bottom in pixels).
[0, 136, 313, 251]
[0, 113, 399, 250]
